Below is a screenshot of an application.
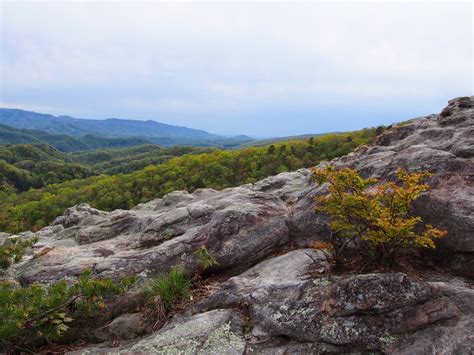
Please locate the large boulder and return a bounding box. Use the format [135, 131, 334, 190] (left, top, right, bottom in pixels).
[192, 249, 473, 353]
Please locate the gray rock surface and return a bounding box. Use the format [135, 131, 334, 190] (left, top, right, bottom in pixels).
[92, 313, 149, 342]
[120, 309, 246, 354]
[193, 249, 470, 352]
[11, 187, 291, 283]
[75, 249, 473, 354]
[70, 309, 246, 354]
[10, 98, 472, 284]
[250, 168, 313, 203]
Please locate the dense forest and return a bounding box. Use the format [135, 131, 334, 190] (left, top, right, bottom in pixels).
[70, 145, 210, 174]
[0, 128, 376, 233]
[0, 144, 208, 191]
[0, 144, 93, 191]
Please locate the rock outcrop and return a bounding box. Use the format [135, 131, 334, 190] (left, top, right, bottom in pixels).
[292, 96, 474, 268]
[193, 249, 472, 354]
[11, 187, 292, 284]
[3, 96, 473, 353]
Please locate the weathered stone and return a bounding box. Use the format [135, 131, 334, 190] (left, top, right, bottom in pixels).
[121, 309, 246, 353]
[11, 187, 291, 284]
[3, 96, 473, 353]
[194, 250, 469, 352]
[387, 279, 474, 354]
[92, 313, 149, 342]
[250, 168, 314, 203]
[245, 339, 342, 354]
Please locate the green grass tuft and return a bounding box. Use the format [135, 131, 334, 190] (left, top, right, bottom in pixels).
[146, 267, 191, 310]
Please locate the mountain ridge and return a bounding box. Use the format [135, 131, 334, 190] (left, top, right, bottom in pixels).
[0, 108, 236, 139]
[0, 108, 254, 147]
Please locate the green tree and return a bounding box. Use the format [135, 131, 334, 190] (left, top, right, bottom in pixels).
[0, 270, 135, 352]
[312, 166, 447, 270]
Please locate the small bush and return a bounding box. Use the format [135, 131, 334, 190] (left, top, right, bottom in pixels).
[0, 269, 135, 352]
[312, 165, 447, 270]
[146, 267, 191, 310]
[0, 235, 38, 270]
[195, 246, 219, 272]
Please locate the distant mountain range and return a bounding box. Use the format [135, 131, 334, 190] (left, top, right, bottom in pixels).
[0, 123, 151, 152]
[0, 108, 253, 149]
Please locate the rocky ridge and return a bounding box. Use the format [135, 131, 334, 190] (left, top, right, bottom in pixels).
[3, 96, 474, 353]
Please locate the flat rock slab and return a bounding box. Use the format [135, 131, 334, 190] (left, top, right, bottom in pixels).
[71, 309, 246, 354]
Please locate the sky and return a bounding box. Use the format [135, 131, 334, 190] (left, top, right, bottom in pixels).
[0, 1, 472, 137]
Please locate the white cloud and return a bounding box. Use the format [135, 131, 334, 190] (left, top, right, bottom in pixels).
[0, 1, 472, 135]
[0, 101, 58, 113]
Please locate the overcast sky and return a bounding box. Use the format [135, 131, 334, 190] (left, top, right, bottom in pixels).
[0, 1, 472, 137]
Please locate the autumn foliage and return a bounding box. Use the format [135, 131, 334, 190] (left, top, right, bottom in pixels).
[312, 165, 447, 270]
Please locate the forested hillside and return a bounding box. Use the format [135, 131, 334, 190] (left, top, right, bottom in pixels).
[0, 144, 93, 191]
[0, 128, 376, 232]
[0, 144, 208, 191]
[69, 145, 209, 174]
[0, 123, 151, 152]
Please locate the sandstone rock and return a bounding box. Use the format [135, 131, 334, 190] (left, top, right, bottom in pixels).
[0, 232, 11, 244]
[194, 250, 470, 352]
[76, 249, 471, 354]
[250, 168, 313, 203]
[195, 248, 330, 312]
[69, 310, 246, 354]
[10, 98, 472, 284]
[92, 313, 149, 342]
[387, 279, 474, 354]
[121, 309, 246, 353]
[245, 339, 341, 354]
[12, 187, 291, 284]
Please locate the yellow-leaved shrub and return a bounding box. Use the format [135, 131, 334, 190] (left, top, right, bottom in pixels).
[312, 165, 447, 270]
